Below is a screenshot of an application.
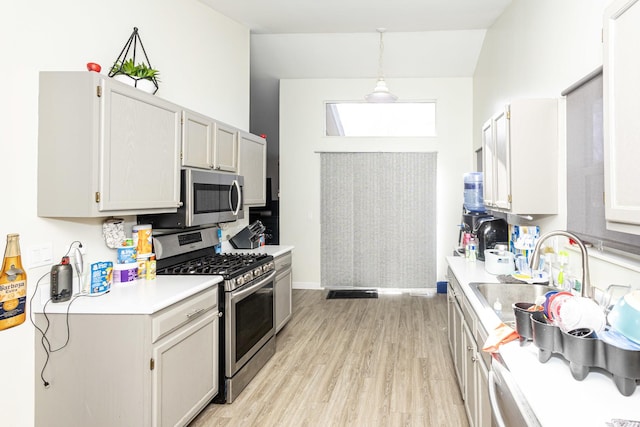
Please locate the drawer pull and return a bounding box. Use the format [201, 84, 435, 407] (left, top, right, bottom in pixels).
[186, 308, 205, 319]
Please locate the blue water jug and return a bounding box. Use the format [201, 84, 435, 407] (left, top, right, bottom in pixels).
[463, 172, 485, 212]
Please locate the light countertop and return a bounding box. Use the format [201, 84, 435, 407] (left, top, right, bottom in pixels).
[32, 244, 294, 316]
[446, 256, 640, 426]
[31, 275, 222, 315]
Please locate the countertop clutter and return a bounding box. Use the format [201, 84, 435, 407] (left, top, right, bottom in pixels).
[32, 273, 223, 315]
[447, 256, 640, 426]
[221, 242, 294, 258]
[32, 244, 293, 315]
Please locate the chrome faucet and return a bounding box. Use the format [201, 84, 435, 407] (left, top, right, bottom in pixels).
[529, 230, 592, 299]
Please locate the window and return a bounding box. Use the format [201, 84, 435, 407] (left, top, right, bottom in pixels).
[325, 102, 436, 137]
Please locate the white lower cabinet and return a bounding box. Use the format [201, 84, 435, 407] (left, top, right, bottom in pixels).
[447, 282, 465, 388]
[34, 287, 218, 427]
[476, 331, 492, 427]
[274, 251, 293, 333]
[463, 322, 478, 424]
[447, 268, 492, 427]
[152, 311, 218, 426]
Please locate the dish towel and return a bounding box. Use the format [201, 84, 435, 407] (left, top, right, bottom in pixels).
[482, 323, 520, 353]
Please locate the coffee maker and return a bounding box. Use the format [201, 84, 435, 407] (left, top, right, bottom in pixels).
[461, 211, 491, 236]
[474, 217, 509, 261]
[459, 210, 491, 250]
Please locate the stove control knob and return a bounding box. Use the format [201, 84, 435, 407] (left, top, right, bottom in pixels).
[244, 272, 253, 282]
[235, 276, 243, 287]
[254, 267, 263, 277]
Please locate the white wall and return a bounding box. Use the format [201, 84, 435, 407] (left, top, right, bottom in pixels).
[280, 78, 473, 288]
[473, 0, 640, 290]
[0, 1, 249, 425]
[251, 30, 486, 203]
[474, 0, 609, 140]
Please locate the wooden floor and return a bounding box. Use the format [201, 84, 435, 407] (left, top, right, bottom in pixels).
[190, 289, 468, 427]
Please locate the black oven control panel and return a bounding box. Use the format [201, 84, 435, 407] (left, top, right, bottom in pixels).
[178, 232, 203, 246]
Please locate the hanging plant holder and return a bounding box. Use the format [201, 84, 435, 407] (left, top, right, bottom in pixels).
[108, 27, 159, 94]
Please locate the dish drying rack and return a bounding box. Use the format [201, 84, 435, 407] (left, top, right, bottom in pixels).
[514, 305, 640, 396]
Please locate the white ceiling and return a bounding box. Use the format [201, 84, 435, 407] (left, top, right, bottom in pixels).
[197, 0, 514, 137]
[198, 0, 513, 34]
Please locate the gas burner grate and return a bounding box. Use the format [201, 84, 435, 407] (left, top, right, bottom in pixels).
[157, 252, 273, 278]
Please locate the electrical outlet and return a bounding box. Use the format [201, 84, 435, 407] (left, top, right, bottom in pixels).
[25, 242, 54, 268]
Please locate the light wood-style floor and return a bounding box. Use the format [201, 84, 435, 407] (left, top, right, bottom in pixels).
[190, 289, 468, 427]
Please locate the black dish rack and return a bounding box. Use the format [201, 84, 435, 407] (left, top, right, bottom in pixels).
[513, 303, 640, 396]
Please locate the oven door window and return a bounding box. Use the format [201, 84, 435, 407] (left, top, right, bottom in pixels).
[235, 284, 273, 363]
[193, 183, 224, 214]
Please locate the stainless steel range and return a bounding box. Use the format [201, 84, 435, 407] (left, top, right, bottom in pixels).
[153, 227, 276, 403]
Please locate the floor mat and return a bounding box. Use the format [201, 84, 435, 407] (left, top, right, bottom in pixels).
[326, 289, 378, 299]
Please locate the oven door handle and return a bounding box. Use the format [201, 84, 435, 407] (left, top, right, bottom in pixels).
[231, 270, 276, 301]
[230, 179, 242, 216]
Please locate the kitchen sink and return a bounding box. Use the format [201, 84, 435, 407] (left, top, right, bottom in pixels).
[469, 282, 556, 323]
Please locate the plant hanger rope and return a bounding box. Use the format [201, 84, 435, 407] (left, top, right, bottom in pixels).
[109, 27, 159, 94]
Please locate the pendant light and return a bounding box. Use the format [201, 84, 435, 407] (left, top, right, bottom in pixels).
[365, 28, 398, 103]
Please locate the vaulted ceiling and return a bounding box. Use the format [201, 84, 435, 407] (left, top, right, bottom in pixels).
[198, 0, 512, 34]
[199, 0, 512, 81]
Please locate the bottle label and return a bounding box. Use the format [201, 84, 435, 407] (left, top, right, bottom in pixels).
[0, 279, 27, 320]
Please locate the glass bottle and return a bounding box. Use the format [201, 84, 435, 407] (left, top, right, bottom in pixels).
[0, 233, 27, 330]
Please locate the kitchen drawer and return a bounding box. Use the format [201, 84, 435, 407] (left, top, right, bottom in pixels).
[275, 252, 292, 271]
[152, 287, 217, 343]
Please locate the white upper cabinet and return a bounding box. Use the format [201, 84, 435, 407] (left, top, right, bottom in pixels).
[493, 108, 511, 210]
[182, 112, 238, 173]
[182, 110, 214, 170]
[38, 72, 262, 219]
[482, 99, 558, 215]
[38, 72, 181, 217]
[214, 122, 239, 173]
[603, 0, 640, 234]
[238, 132, 267, 207]
[482, 119, 496, 207]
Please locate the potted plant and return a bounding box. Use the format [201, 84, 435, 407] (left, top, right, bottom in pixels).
[110, 58, 159, 94]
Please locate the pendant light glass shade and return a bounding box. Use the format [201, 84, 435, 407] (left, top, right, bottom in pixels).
[366, 29, 397, 103]
[365, 78, 398, 103]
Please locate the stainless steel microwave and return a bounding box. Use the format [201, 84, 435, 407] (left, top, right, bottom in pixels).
[139, 169, 243, 228]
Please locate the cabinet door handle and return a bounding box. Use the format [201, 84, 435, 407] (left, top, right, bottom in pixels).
[186, 308, 205, 319]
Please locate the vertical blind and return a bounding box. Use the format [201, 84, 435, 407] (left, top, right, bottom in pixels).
[320, 152, 437, 289]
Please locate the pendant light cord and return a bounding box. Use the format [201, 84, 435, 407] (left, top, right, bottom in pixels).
[377, 28, 387, 80]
